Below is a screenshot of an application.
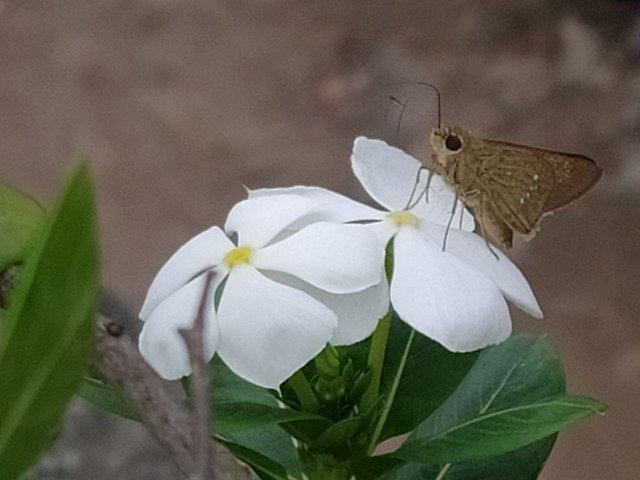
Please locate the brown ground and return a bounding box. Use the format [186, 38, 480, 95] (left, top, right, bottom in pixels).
[2, 0, 639, 478]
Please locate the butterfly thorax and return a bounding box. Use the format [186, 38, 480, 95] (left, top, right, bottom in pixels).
[430, 126, 483, 200]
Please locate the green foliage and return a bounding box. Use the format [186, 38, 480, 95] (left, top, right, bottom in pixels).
[394, 335, 604, 465]
[356, 335, 604, 479]
[77, 318, 605, 480]
[73, 271, 604, 480]
[219, 426, 299, 480]
[0, 183, 45, 271]
[355, 436, 556, 480]
[210, 357, 305, 478]
[210, 358, 330, 438]
[80, 356, 311, 479]
[378, 316, 478, 441]
[77, 377, 139, 421]
[0, 164, 100, 480]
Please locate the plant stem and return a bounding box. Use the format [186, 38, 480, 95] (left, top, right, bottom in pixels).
[360, 310, 392, 412]
[434, 463, 452, 480]
[367, 328, 415, 453]
[287, 370, 320, 413]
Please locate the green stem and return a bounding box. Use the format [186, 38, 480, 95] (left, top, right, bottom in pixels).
[287, 370, 320, 413]
[434, 463, 452, 480]
[360, 310, 392, 411]
[367, 328, 415, 453]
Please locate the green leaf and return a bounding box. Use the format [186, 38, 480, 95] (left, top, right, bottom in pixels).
[400, 394, 600, 465]
[355, 435, 556, 480]
[216, 401, 330, 438]
[0, 183, 45, 271]
[211, 358, 303, 478]
[211, 357, 330, 439]
[310, 395, 382, 453]
[77, 377, 139, 421]
[220, 425, 301, 479]
[311, 415, 366, 451]
[212, 356, 276, 407]
[378, 315, 478, 440]
[0, 164, 99, 480]
[218, 437, 290, 480]
[389, 335, 605, 466]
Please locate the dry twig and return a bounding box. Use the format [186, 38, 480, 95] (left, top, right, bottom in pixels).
[179, 271, 216, 480]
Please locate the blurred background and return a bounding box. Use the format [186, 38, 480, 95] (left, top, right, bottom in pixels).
[2, 0, 638, 478]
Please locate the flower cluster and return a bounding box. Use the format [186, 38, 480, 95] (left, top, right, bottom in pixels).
[138, 137, 541, 388]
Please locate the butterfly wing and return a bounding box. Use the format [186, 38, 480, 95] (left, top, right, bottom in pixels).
[539, 151, 601, 212]
[483, 139, 601, 213]
[476, 195, 515, 248]
[472, 139, 556, 235]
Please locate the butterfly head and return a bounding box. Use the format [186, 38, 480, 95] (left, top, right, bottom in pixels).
[430, 126, 467, 168]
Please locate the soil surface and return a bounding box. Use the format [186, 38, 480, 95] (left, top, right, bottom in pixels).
[2, 0, 639, 478]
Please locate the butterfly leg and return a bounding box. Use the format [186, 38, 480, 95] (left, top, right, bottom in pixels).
[406, 164, 440, 212]
[425, 155, 443, 204]
[457, 197, 466, 229]
[441, 189, 459, 252]
[403, 165, 430, 210]
[424, 164, 435, 204]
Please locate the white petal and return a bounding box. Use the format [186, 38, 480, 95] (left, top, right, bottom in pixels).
[391, 227, 511, 352]
[225, 194, 319, 248]
[351, 137, 425, 212]
[409, 172, 475, 232]
[139, 274, 220, 380]
[263, 271, 390, 346]
[254, 222, 384, 294]
[423, 225, 543, 318]
[217, 265, 337, 389]
[139, 226, 233, 320]
[366, 217, 399, 247]
[249, 186, 385, 227]
[328, 276, 390, 345]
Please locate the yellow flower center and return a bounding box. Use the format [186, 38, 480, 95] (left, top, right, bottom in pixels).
[223, 246, 254, 269]
[388, 210, 419, 227]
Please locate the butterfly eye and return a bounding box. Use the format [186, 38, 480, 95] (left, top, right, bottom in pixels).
[445, 135, 462, 151]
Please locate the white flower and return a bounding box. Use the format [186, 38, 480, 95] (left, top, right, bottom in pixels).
[138, 194, 384, 388]
[251, 137, 542, 352]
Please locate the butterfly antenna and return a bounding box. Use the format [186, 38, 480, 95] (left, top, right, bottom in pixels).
[416, 81, 441, 128]
[387, 95, 409, 137]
